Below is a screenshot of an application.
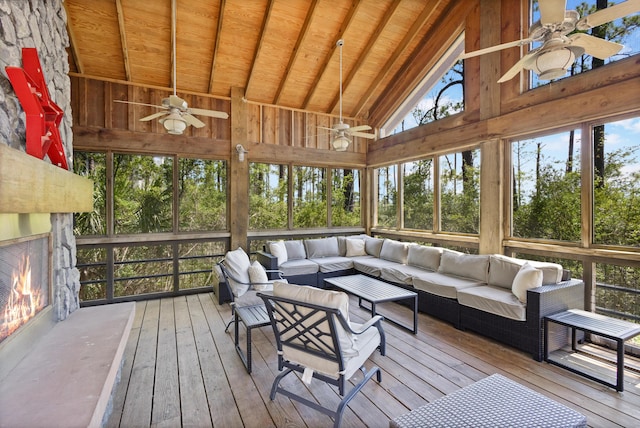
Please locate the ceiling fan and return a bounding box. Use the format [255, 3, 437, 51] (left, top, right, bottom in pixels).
[319, 39, 375, 151]
[114, 0, 228, 135]
[460, 0, 640, 83]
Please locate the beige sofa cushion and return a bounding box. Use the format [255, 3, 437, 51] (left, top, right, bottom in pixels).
[346, 238, 367, 257]
[379, 239, 409, 264]
[457, 285, 526, 321]
[489, 254, 563, 288]
[305, 237, 340, 258]
[285, 240, 306, 260]
[269, 240, 288, 266]
[407, 244, 442, 271]
[363, 236, 384, 257]
[438, 250, 489, 283]
[279, 259, 319, 277]
[413, 271, 485, 299]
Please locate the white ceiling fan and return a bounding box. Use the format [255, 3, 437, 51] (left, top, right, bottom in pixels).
[115, 0, 228, 135]
[460, 0, 640, 83]
[319, 39, 375, 151]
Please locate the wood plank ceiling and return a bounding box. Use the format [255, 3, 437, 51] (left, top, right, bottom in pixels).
[63, 0, 469, 128]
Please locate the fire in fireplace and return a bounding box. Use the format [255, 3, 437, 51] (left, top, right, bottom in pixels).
[0, 234, 50, 343]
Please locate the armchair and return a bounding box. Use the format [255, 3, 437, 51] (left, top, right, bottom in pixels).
[218, 247, 285, 332]
[258, 282, 385, 428]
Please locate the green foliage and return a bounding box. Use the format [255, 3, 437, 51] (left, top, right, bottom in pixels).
[331, 169, 361, 226]
[178, 158, 227, 231]
[403, 160, 434, 230]
[440, 152, 480, 234]
[249, 162, 288, 229]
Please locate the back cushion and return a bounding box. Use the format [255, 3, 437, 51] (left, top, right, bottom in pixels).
[438, 250, 489, 283]
[273, 281, 353, 354]
[379, 239, 409, 264]
[285, 240, 307, 260]
[225, 247, 252, 296]
[269, 240, 288, 266]
[363, 236, 384, 257]
[490, 254, 563, 287]
[337, 236, 348, 256]
[346, 238, 367, 257]
[407, 244, 442, 271]
[305, 237, 340, 258]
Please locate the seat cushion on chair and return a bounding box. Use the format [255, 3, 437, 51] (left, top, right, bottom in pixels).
[225, 247, 252, 297]
[272, 281, 380, 380]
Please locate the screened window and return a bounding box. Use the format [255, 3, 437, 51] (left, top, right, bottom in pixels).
[440, 149, 480, 234]
[113, 154, 173, 234]
[376, 165, 398, 228]
[293, 166, 327, 228]
[249, 162, 288, 229]
[511, 129, 581, 241]
[592, 116, 640, 247]
[331, 168, 361, 227]
[73, 152, 107, 236]
[403, 159, 434, 230]
[178, 158, 227, 231]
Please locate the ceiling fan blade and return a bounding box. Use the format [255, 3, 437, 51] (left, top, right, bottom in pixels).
[539, 0, 567, 25]
[169, 94, 187, 109]
[182, 114, 206, 128]
[569, 33, 623, 59]
[459, 38, 534, 60]
[188, 107, 229, 119]
[576, 0, 640, 30]
[498, 52, 537, 83]
[114, 100, 168, 110]
[349, 131, 376, 139]
[349, 125, 372, 132]
[139, 111, 169, 121]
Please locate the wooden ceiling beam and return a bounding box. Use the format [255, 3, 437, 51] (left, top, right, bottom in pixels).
[328, 0, 402, 115]
[115, 0, 131, 81]
[245, 0, 276, 98]
[302, 0, 362, 110]
[208, 0, 226, 94]
[352, 0, 445, 119]
[62, 1, 83, 74]
[273, 0, 319, 105]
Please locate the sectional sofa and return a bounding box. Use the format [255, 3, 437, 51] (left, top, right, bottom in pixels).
[257, 235, 584, 361]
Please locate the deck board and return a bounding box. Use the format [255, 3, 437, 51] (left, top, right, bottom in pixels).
[106, 293, 640, 428]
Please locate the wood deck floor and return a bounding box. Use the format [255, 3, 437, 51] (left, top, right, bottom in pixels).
[105, 293, 640, 428]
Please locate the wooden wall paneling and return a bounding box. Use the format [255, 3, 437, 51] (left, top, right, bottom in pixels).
[499, 0, 528, 104]
[70, 76, 82, 127]
[478, 0, 501, 120]
[316, 114, 330, 150]
[86, 79, 106, 127]
[214, 98, 232, 141]
[305, 112, 316, 149]
[247, 102, 261, 143]
[132, 86, 153, 134]
[292, 111, 305, 147]
[110, 82, 129, 130]
[278, 108, 291, 146]
[261, 105, 277, 144]
[188, 95, 211, 139]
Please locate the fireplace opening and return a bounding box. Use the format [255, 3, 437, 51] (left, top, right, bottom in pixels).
[0, 234, 50, 344]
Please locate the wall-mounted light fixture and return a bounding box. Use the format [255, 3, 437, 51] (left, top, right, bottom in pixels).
[236, 144, 248, 162]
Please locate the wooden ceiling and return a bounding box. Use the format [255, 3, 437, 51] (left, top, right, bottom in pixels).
[63, 0, 473, 127]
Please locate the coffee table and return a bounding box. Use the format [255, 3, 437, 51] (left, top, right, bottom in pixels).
[324, 274, 418, 334]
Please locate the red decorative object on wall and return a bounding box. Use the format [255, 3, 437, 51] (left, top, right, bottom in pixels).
[5, 48, 68, 170]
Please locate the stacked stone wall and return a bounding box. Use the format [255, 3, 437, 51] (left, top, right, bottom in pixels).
[0, 0, 80, 320]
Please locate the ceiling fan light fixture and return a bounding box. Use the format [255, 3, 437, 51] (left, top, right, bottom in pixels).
[160, 112, 187, 135]
[530, 46, 578, 80]
[332, 135, 351, 151]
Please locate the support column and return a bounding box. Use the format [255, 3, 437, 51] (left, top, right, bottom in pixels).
[230, 87, 249, 251]
[479, 138, 504, 254]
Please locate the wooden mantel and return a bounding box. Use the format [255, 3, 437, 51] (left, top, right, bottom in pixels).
[0, 144, 93, 213]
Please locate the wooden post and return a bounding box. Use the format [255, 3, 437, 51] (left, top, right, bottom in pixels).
[230, 87, 249, 251]
[479, 138, 503, 254]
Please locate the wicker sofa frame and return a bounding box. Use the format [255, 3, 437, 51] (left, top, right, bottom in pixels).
[255, 247, 585, 361]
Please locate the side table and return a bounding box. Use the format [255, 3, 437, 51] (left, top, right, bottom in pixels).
[234, 304, 271, 374]
[544, 309, 640, 392]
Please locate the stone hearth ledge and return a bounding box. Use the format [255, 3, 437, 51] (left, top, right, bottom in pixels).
[0, 302, 135, 427]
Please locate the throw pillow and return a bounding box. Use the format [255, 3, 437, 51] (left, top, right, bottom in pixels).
[512, 263, 543, 303]
[346, 238, 367, 257]
[269, 240, 288, 266]
[249, 260, 269, 290]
